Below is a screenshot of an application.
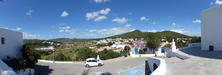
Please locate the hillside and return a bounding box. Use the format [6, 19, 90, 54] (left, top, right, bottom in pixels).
[107, 30, 191, 41]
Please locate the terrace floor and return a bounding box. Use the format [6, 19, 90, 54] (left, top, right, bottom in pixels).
[165, 47, 222, 75]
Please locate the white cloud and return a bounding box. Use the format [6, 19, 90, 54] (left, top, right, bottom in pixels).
[100, 8, 111, 15]
[58, 26, 77, 37]
[140, 16, 149, 21]
[169, 29, 188, 34]
[112, 17, 128, 24]
[15, 27, 22, 31]
[215, 0, 222, 5]
[94, 16, 107, 22]
[93, 0, 109, 3]
[171, 22, 177, 27]
[86, 8, 110, 21]
[59, 26, 72, 32]
[26, 10, 33, 16]
[148, 29, 157, 32]
[23, 32, 40, 39]
[192, 19, 201, 23]
[61, 11, 69, 17]
[89, 24, 132, 35]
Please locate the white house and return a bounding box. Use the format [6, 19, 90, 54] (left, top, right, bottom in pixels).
[201, 5, 222, 51]
[0, 28, 23, 59]
[35, 46, 54, 51]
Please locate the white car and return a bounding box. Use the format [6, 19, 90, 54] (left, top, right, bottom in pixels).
[84, 58, 104, 67]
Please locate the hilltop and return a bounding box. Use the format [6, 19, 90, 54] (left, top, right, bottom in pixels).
[107, 30, 191, 41]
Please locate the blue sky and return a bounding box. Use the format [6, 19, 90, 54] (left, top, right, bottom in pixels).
[0, 0, 221, 39]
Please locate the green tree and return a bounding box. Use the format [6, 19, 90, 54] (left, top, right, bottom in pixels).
[76, 48, 97, 61]
[98, 49, 121, 60]
[146, 39, 161, 56]
[121, 46, 131, 57]
[164, 44, 171, 48]
[21, 45, 40, 68]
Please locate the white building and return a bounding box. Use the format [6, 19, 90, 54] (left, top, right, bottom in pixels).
[201, 5, 222, 51]
[35, 46, 54, 51]
[0, 28, 23, 59]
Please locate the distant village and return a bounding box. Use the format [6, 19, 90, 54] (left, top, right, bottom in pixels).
[34, 37, 193, 54]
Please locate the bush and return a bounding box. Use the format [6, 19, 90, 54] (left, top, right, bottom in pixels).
[120, 46, 130, 56]
[75, 48, 97, 61]
[139, 50, 145, 54]
[3, 58, 26, 70]
[21, 45, 40, 68]
[98, 49, 121, 60]
[164, 44, 171, 48]
[55, 52, 71, 61]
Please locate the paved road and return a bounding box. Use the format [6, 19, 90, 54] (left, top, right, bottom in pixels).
[34, 57, 147, 75]
[165, 47, 222, 75]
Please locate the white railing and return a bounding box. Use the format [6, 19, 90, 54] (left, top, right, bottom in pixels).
[148, 57, 166, 75]
[0, 59, 17, 75]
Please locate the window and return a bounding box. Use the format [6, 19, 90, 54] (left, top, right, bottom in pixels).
[1, 37, 5, 44]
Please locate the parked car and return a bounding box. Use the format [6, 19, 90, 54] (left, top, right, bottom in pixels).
[84, 58, 104, 67]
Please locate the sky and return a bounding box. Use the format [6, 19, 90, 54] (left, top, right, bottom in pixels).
[0, 0, 221, 39]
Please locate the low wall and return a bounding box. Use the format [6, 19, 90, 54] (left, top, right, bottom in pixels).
[0, 59, 17, 75]
[188, 43, 201, 47]
[38, 60, 80, 64]
[130, 54, 155, 57]
[147, 57, 166, 75]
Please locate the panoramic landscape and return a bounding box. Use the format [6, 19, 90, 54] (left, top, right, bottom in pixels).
[0, 0, 222, 75]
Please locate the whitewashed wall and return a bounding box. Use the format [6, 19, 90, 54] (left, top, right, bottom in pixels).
[0, 28, 23, 59]
[0, 59, 17, 75]
[201, 5, 222, 51]
[147, 57, 166, 75]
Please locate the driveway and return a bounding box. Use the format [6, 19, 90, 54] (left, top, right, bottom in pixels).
[34, 57, 147, 75]
[165, 47, 222, 75]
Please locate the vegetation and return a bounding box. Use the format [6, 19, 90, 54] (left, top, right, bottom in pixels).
[41, 47, 122, 61]
[3, 44, 41, 70]
[146, 39, 161, 52]
[3, 58, 26, 70]
[190, 37, 201, 43]
[21, 44, 41, 68]
[120, 46, 131, 57]
[75, 48, 97, 61]
[108, 30, 190, 41]
[98, 49, 121, 60]
[96, 42, 114, 48]
[164, 44, 171, 48]
[21, 30, 202, 62]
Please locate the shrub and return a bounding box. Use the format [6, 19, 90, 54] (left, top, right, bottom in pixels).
[54, 52, 71, 61]
[3, 58, 26, 70]
[98, 49, 121, 60]
[76, 47, 97, 61]
[139, 50, 146, 54]
[21, 45, 40, 68]
[120, 46, 130, 56]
